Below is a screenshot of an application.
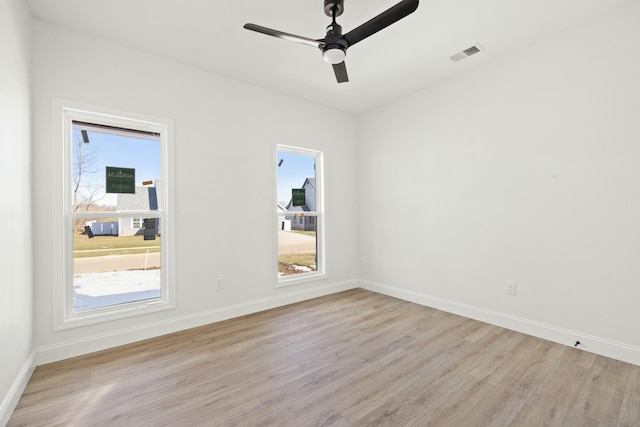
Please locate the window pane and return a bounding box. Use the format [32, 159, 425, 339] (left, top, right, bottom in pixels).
[277, 222, 317, 277]
[73, 218, 161, 312]
[71, 123, 161, 212]
[276, 148, 320, 279]
[276, 151, 316, 212]
[71, 122, 163, 313]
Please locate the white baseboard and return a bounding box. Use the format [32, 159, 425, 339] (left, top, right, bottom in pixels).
[36, 279, 358, 366]
[0, 351, 35, 426]
[34, 277, 640, 368]
[360, 279, 640, 366]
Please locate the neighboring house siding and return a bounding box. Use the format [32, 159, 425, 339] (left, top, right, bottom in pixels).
[285, 178, 316, 231]
[119, 217, 135, 236]
[89, 221, 119, 236]
[303, 178, 316, 212]
[116, 185, 160, 236]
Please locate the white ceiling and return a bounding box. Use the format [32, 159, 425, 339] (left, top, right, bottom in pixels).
[26, 0, 630, 114]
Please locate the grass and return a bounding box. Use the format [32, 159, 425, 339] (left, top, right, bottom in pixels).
[74, 234, 161, 258]
[278, 252, 317, 269]
[279, 251, 317, 276]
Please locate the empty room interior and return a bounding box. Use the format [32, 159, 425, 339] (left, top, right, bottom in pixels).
[2, 0, 640, 425]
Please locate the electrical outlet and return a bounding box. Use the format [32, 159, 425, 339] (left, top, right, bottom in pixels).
[216, 277, 224, 290]
[505, 281, 517, 296]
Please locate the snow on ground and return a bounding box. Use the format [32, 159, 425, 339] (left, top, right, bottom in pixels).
[73, 270, 161, 311]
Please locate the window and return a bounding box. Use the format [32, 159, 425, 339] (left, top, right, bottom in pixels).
[276, 145, 325, 286]
[53, 100, 174, 329]
[132, 218, 142, 229]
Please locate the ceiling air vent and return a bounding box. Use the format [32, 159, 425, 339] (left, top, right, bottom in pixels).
[450, 44, 484, 62]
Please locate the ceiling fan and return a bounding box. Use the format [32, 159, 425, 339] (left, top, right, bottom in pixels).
[244, 0, 419, 83]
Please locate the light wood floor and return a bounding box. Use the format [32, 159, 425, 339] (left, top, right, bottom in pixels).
[9, 289, 640, 426]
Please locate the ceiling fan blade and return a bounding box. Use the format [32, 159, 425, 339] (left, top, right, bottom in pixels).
[332, 61, 349, 83]
[243, 23, 324, 48]
[343, 0, 419, 47]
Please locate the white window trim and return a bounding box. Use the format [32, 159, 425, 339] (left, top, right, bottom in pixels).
[274, 144, 326, 288]
[52, 99, 176, 330]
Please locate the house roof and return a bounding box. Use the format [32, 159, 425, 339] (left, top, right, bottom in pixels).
[285, 177, 315, 211]
[303, 178, 316, 189]
[286, 205, 311, 213]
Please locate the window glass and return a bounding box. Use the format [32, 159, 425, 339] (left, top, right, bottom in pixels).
[276, 147, 323, 283]
[73, 217, 161, 312]
[71, 123, 163, 313]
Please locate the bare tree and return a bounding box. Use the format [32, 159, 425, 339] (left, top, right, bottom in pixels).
[72, 135, 106, 231]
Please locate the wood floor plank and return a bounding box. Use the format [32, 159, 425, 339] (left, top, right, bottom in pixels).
[334, 316, 486, 421]
[397, 330, 524, 425]
[562, 410, 608, 427]
[619, 363, 640, 426]
[404, 374, 497, 427]
[571, 355, 631, 425]
[455, 339, 566, 426]
[509, 351, 591, 427]
[351, 398, 415, 427]
[8, 289, 640, 427]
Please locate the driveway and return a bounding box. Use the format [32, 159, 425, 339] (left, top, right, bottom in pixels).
[74, 252, 161, 274]
[278, 230, 316, 255]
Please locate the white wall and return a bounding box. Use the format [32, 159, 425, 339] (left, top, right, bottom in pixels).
[22, 0, 640, 373]
[31, 21, 358, 363]
[0, 1, 34, 423]
[358, 1, 640, 364]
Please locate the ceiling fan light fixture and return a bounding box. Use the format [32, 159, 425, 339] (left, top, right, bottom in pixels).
[323, 47, 346, 64]
[244, 0, 419, 82]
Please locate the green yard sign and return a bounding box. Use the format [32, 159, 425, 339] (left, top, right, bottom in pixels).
[106, 166, 135, 194]
[292, 188, 306, 206]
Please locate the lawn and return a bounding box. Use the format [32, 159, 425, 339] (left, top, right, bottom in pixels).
[278, 252, 317, 276]
[74, 234, 161, 258]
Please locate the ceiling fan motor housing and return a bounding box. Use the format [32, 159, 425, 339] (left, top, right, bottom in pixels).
[322, 22, 348, 63]
[324, 0, 344, 17]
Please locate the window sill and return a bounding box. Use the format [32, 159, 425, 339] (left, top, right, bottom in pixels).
[275, 272, 328, 288]
[54, 299, 174, 331]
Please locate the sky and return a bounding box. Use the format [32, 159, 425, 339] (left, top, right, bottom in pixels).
[72, 127, 161, 207]
[72, 129, 314, 208]
[276, 150, 316, 205]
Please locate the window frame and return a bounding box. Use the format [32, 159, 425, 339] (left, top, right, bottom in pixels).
[274, 144, 326, 287]
[52, 99, 175, 330]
